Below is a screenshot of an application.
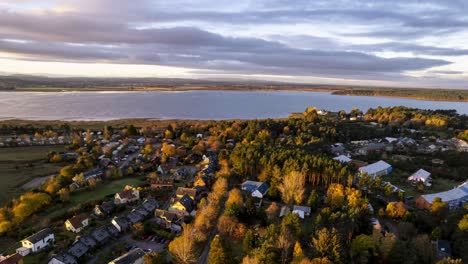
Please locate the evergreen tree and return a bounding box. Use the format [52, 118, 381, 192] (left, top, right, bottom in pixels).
[208, 235, 228, 264]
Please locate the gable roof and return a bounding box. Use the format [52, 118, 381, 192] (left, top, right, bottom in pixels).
[66, 214, 88, 229]
[359, 160, 392, 175]
[112, 216, 131, 230]
[241, 181, 267, 193]
[116, 188, 138, 200]
[22, 228, 53, 244]
[408, 169, 431, 181]
[142, 198, 158, 212]
[67, 241, 88, 259]
[155, 209, 178, 222]
[126, 211, 144, 224]
[50, 253, 77, 264]
[77, 235, 97, 249]
[175, 194, 194, 212]
[91, 227, 110, 243]
[176, 187, 197, 199]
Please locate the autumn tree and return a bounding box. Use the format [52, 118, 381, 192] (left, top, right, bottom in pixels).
[458, 214, 468, 232]
[162, 142, 176, 157]
[326, 183, 345, 210]
[208, 235, 228, 264]
[312, 228, 342, 264]
[430, 197, 448, 222]
[385, 201, 407, 219]
[278, 171, 306, 205]
[169, 224, 198, 264]
[58, 188, 70, 201]
[243, 230, 255, 255]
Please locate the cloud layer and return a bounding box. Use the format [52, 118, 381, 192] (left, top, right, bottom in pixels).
[0, 0, 467, 87]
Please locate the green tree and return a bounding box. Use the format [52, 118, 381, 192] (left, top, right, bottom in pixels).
[350, 234, 375, 264]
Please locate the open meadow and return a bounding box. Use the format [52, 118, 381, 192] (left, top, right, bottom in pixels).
[0, 145, 65, 205]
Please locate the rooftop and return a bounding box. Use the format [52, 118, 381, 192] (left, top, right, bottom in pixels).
[22, 228, 53, 244]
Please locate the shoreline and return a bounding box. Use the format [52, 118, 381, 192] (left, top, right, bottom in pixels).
[3, 86, 467, 102]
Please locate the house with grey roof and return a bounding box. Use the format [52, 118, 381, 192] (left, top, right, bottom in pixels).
[90, 227, 110, 245]
[77, 235, 97, 249]
[126, 211, 144, 225]
[48, 253, 77, 264]
[241, 181, 269, 199]
[142, 198, 158, 214]
[112, 216, 131, 233]
[67, 241, 89, 259]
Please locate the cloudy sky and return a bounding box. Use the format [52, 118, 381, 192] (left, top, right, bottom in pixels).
[0, 0, 467, 88]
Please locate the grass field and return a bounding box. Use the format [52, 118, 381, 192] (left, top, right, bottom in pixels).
[0, 145, 66, 206]
[69, 177, 145, 204]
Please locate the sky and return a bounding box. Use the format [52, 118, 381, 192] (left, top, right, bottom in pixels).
[0, 0, 467, 88]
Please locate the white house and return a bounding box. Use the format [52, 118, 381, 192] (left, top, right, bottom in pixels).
[108, 248, 145, 264]
[292, 205, 312, 219]
[65, 214, 90, 233]
[241, 181, 269, 199]
[114, 186, 140, 205]
[333, 155, 352, 163]
[359, 160, 392, 178]
[16, 228, 54, 256]
[408, 169, 432, 186]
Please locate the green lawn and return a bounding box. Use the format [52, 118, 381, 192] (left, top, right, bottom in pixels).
[0, 145, 65, 206]
[70, 177, 145, 204]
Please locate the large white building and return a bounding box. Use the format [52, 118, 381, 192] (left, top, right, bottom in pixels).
[416, 181, 468, 209]
[359, 160, 392, 178]
[241, 181, 269, 199]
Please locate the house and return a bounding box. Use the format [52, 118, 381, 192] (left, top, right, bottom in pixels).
[112, 217, 131, 233]
[94, 201, 116, 217]
[176, 187, 197, 200]
[67, 242, 89, 259]
[357, 143, 386, 155]
[77, 235, 97, 249]
[330, 143, 345, 155]
[83, 168, 104, 181]
[333, 155, 351, 163]
[0, 253, 23, 264]
[415, 181, 468, 209]
[370, 218, 382, 232]
[134, 207, 151, 219]
[150, 177, 174, 189]
[359, 160, 392, 178]
[126, 211, 144, 225]
[154, 209, 182, 231]
[90, 227, 110, 245]
[436, 240, 452, 259]
[48, 253, 77, 264]
[142, 198, 159, 214]
[105, 224, 120, 237]
[65, 214, 89, 233]
[408, 169, 432, 186]
[241, 181, 269, 199]
[292, 206, 312, 219]
[114, 186, 140, 204]
[169, 194, 194, 216]
[108, 248, 145, 264]
[16, 228, 54, 256]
